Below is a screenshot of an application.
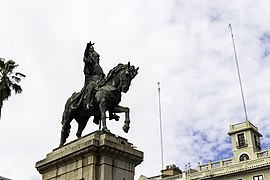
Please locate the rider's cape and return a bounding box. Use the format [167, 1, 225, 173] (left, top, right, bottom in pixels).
[70, 88, 85, 110]
[68, 87, 100, 125]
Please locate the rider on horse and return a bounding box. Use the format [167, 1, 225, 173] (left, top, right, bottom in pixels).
[83, 41, 105, 110]
[83, 41, 119, 120]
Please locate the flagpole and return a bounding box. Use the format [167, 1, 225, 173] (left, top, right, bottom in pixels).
[157, 82, 164, 170]
[228, 24, 249, 121]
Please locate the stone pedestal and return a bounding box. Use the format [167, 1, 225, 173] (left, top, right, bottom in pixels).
[36, 131, 143, 180]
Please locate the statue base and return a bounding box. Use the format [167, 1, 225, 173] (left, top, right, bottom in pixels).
[35, 131, 143, 180]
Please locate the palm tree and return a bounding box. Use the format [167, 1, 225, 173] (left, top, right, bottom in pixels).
[0, 58, 25, 119]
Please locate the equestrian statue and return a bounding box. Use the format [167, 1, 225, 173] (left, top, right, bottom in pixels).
[59, 41, 139, 146]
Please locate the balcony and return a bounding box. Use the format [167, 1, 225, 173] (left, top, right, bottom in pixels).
[228, 121, 262, 137]
[229, 121, 257, 131]
[195, 151, 270, 179]
[257, 149, 269, 158]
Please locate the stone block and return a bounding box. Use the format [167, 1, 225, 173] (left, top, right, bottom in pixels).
[36, 131, 143, 180]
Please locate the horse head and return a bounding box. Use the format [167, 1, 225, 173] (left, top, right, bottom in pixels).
[120, 62, 139, 93]
[106, 62, 139, 93]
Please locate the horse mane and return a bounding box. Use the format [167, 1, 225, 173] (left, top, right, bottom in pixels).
[105, 63, 127, 83]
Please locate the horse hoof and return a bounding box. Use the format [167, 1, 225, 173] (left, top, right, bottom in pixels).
[59, 142, 65, 147]
[76, 133, 82, 138]
[102, 127, 111, 133]
[123, 125, 130, 133]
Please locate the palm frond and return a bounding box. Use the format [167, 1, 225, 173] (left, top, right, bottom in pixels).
[15, 72, 26, 78]
[6, 59, 15, 65]
[0, 58, 5, 69]
[5, 61, 18, 74]
[12, 76, 21, 83]
[11, 83, 23, 94]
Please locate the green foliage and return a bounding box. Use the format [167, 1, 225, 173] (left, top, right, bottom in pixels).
[0, 58, 25, 119]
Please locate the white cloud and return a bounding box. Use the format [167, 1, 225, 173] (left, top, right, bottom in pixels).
[1, 0, 270, 179]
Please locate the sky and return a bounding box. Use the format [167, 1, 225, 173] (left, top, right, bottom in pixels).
[1, 0, 270, 179]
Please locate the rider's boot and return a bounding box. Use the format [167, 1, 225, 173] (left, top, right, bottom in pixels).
[86, 99, 94, 110]
[85, 87, 94, 110]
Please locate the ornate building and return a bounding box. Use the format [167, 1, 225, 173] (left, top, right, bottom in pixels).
[140, 121, 270, 180]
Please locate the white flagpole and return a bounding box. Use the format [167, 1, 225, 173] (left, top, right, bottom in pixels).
[228, 24, 249, 121]
[157, 82, 164, 169]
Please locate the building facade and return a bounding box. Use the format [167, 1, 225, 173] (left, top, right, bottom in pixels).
[140, 121, 270, 180]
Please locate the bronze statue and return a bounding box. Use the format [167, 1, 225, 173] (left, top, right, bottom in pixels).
[59, 42, 139, 146]
[83, 41, 105, 109]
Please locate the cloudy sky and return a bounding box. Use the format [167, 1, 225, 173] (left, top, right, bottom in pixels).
[1, 0, 270, 179]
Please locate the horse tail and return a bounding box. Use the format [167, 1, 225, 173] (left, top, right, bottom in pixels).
[61, 92, 77, 125]
[62, 97, 70, 125]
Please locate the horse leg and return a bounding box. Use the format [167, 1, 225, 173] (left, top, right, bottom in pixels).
[112, 105, 130, 133]
[109, 111, 119, 121]
[75, 115, 89, 138]
[99, 100, 110, 132]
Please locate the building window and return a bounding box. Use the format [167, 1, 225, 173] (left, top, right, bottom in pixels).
[254, 135, 257, 144]
[237, 133, 247, 148]
[254, 135, 261, 149]
[253, 175, 263, 180]
[239, 153, 249, 161]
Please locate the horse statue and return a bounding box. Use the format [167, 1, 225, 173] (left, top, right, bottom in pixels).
[59, 62, 138, 146]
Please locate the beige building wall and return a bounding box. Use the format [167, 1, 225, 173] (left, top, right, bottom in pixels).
[142, 121, 270, 180]
[228, 121, 262, 163]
